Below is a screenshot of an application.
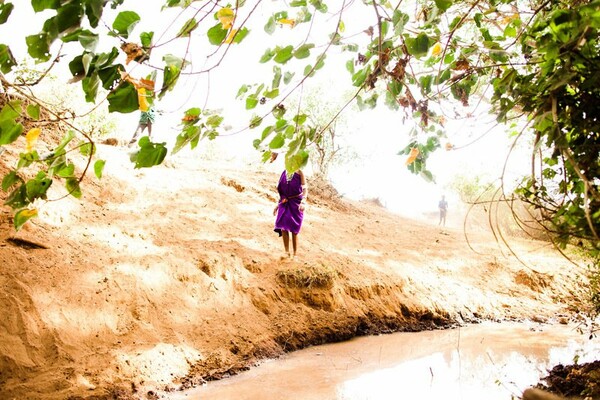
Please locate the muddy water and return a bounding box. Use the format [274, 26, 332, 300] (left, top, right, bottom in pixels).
[169, 323, 599, 400]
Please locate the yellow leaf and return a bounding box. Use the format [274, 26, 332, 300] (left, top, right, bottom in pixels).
[431, 42, 443, 56]
[217, 7, 234, 30]
[21, 208, 37, 218]
[405, 147, 419, 166]
[278, 18, 296, 27]
[445, 142, 454, 151]
[26, 128, 41, 152]
[137, 88, 150, 112]
[225, 28, 238, 44]
[502, 13, 519, 25]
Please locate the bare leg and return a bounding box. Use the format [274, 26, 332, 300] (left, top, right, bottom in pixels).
[129, 124, 144, 145]
[291, 233, 298, 257]
[147, 122, 152, 139]
[281, 230, 290, 257]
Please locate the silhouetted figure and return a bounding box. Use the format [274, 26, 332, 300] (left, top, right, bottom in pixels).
[438, 195, 448, 226]
[128, 106, 156, 146]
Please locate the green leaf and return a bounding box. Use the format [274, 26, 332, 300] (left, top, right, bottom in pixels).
[172, 125, 200, 154]
[293, 114, 307, 125]
[160, 64, 181, 99]
[406, 32, 430, 58]
[2, 170, 21, 191]
[420, 169, 435, 183]
[94, 47, 119, 68]
[207, 23, 227, 45]
[264, 16, 276, 35]
[285, 149, 309, 172]
[304, 64, 314, 77]
[66, 178, 82, 198]
[84, 0, 104, 28]
[4, 184, 27, 209]
[53, 162, 75, 178]
[177, 18, 199, 37]
[231, 27, 249, 44]
[62, 29, 99, 51]
[264, 88, 279, 99]
[420, 75, 433, 94]
[26, 104, 41, 120]
[284, 71, 294, 84]
[107, 82, 139, 113]
[26, 33, 52, 62]
[98, 64, 122, 90]
[309, 0, 327, 13]
[0, 44, 16, 73]
[79, 141, 95, 156]
[17, 151, 40, 169]
[246, 95, 259, 110]
[434, 0, 452, 12]
[260, 48, 275, 63]
[112, 10, 140, 39]
[314, 55, 325, 70]
[25, 171, 52, 201]
[130, 137, 168, 168]
[0, 3, 14, 25]
[0, 100, 21, 122]
[352, 67, 369, 87]
[249, 116, 263, 129]
[140, 31, 154, 48]
[385, 90, 400, 110]
[183, 107, 202, 119]
[236, 85, 250, 99]
[392, 10, 409, 35]
[0, 121, 23, 145]
[31, 0, 60, 12]
[272, 66, 282, 89]
[274, 45, 294, 64]
[14, 209, 38, 231]
[346, 59, 355, 74]
[206, 114, 224, 128]
[504, 24, 517, 38]
[42, 4, 84, 37]
[294, 43, 314, 59]
[54, 130, 75, 157]
[269, 133, 285, 149]
[82, 73, 100, 103]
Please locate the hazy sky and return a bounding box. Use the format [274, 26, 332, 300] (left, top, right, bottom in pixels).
[0, 2, 531, 220]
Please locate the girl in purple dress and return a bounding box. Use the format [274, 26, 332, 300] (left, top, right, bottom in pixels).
[272, 167, 307, 259]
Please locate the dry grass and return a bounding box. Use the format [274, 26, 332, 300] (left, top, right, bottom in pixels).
[276, 264, 338, 289]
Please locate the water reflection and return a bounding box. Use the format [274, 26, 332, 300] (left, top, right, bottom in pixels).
[169, 323, 599, 400]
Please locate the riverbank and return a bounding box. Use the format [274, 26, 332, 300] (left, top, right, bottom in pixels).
[168, 322, 600, 400]
[0, 144, 589, 399]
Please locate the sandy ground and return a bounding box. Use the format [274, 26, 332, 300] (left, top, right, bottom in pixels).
[0, 143, 589, 399]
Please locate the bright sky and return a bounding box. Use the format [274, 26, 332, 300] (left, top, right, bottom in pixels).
[1, 1, 532, 220]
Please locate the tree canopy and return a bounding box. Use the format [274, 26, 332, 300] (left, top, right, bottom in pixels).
[0, 0, 598, 265]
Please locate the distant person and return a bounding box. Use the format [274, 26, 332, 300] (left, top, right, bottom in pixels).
[271, 153, 307, 259]
[438, 195, 448, 226]
[128, 106, 156, 146]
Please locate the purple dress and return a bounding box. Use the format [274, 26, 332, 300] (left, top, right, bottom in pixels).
[274, 171, 304, 236]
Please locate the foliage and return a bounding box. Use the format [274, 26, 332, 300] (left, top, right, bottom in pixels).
[0, 0, 597, 258]
[282, 85, 357, 177]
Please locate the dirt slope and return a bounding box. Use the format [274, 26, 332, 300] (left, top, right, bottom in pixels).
[0, 144, 587, 399]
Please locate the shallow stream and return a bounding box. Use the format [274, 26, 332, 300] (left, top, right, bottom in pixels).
[167, 322, 599, 400]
